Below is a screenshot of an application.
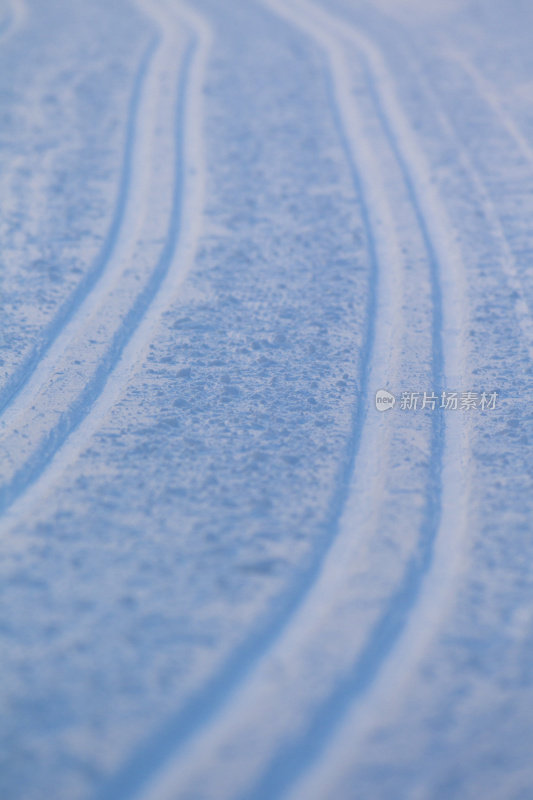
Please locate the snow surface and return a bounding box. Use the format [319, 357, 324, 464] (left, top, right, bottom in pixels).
[0, 0, 532, 798]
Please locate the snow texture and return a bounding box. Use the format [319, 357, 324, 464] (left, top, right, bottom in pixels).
[0, 0, 532, 798]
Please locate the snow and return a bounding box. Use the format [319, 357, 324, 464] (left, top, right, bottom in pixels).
[0, 0, 532, 798]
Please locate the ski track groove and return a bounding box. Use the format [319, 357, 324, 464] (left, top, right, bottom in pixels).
[217, 1, 451, 796]
[0, 27, 195, 516]
[402, 36, 533, 363]
[90, 0, 462, 793]
[121, 1, 439, 795]
[0, 0, 474, 797]
[243, 4, 470, 798]
[449, 47, 533, 168]
[0, 33, 159, 417]
[87, 0, 392, 796]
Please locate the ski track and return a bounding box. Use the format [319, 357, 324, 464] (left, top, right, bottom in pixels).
[0, 6, 201, 527]
[401, 37, 533, 364]
[2, 0, 526, 798]
[84, 0, 400, 797]
[0, 36, 161, 438]
[86, 0, 467, 791]
[448, 47, 533, 168]
[0, 32, 165, 442]
[114, 2, 441, 797]
[0, 30, 157, 417]
[0, 11, 191, 512]
[229, 1, 470, 797]
[88, 0, 456, 796]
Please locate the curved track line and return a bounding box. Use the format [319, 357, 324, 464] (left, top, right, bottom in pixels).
[230, 3, 470, 797]
[448, 48, 533, 168]
[0, 30, 158, 417]
[124, 4, 445, 798]
[403, 39, 533, 363]
[213, 2, 454, 797]
[0, 18, 183, 493]
[0, 29, 168, 441]
[84, 1, 396, 798]
[0, 14, 197, 519]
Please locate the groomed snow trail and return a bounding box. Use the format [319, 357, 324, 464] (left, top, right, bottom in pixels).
[0, 0, 532, 799]
[0, 2, 199, 523]
[110, 0, 457, 796]
[0, 2, 152, 416]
